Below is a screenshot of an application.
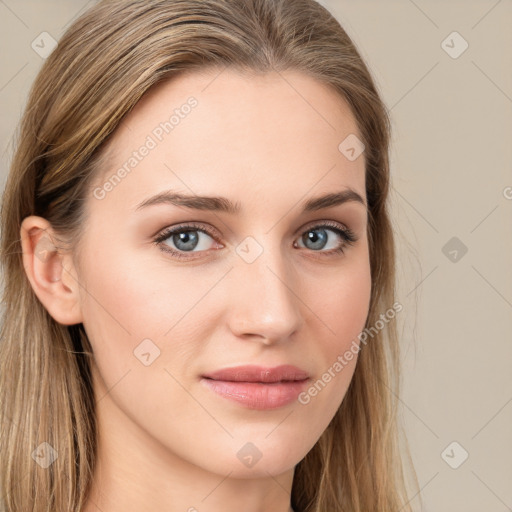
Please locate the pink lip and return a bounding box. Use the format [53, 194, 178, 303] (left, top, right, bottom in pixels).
[201, 365, 310, 410]
[203, 364, 309, 383]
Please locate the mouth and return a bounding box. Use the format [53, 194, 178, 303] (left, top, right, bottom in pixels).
[202, 364, 310, 383]
[200, 365, 310, 410]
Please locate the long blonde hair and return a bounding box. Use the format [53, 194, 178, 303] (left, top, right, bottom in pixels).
[0, 0, 417, 510]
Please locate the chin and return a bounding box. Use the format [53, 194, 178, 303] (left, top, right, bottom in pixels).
[192, 438, 306, 479]
[225, 457, 299, 479]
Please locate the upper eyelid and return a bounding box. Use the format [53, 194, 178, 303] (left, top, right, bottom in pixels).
[156, 219, 352, 240]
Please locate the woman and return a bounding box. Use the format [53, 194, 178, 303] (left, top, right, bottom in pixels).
[0, 0, 418, 510]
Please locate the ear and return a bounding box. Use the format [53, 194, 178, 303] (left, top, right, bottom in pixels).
[20, 216, 83, 325]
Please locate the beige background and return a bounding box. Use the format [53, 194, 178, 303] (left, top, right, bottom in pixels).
[1, 1, 511, 511]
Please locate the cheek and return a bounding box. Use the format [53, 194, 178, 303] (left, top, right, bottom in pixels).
[76, 239, 221, 376]
[78, 234, 190, 335]
[299, 259, 371, 423]
[77, 243, 214, 426]
[316, 258, 372, 352]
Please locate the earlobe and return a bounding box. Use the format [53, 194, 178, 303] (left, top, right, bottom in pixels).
[20, 216, 83, 326]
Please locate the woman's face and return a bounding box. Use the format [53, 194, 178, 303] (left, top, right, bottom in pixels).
[76, 68, 371, 478]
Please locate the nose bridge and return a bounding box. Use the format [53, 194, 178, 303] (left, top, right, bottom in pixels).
[228, 234, 304, 341]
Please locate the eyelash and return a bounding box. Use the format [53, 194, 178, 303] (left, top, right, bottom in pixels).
[152, 221, 358, 261]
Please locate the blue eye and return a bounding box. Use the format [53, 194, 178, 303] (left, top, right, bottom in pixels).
[153, 222, 220, 259]
[153, 221, 357, 260]
[164, 229, 209, 252]
[297, 226, 349, 252]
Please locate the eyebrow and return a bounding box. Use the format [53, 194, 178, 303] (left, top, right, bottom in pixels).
[134, 188, 367, 214]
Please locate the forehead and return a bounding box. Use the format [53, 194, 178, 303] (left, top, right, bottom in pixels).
[90, 68, 366, 217]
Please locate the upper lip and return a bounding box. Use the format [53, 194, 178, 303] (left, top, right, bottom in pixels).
[202, 365, 310, 383]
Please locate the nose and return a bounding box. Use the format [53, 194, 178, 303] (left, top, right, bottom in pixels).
[227, 239, 305, 345]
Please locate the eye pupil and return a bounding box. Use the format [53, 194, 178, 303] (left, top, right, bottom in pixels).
[303, 228, 328, 250]
[174, 231, 199, 251]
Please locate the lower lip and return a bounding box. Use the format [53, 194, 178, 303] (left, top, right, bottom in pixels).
[201, 378, 309, 410]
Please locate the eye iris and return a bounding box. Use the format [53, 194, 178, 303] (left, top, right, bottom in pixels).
[174, 231, 199, 251]
[303, 228, 328, 250]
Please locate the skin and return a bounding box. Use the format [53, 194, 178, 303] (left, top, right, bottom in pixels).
[20, 68, 371, 512]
